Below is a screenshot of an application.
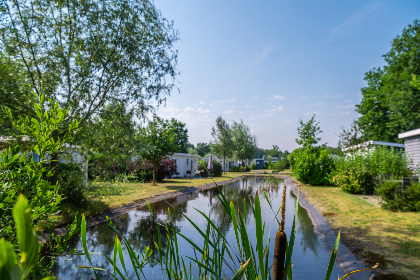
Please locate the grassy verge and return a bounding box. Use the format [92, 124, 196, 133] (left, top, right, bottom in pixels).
[290, 176, 420, 280]
[56, 172, 248, 223]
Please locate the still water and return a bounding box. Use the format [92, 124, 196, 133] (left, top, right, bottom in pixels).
[54, 177, 342, 279]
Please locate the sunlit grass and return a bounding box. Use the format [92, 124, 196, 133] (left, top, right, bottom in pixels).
[293, 176, 420, 279]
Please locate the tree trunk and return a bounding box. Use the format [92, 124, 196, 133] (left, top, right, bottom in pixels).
[152, 166, 157, 186]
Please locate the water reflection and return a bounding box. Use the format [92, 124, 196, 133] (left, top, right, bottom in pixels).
[54, 178, 342, 280]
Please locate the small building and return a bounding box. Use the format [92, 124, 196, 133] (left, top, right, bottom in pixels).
[341, 140, 405, 157]
[254, 159, 265, 169]
[170, 153, 199, 178]
[398, 128, 420, 171]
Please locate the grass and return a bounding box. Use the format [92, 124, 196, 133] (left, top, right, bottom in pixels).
[56, 172, 250, 222]
[291, 176, 420, 280]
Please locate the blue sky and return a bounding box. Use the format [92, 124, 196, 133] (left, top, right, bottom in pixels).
[153, 0, 420, 151]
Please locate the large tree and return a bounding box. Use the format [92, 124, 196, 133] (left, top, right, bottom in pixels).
[231, 119, 257, 168]
[170, 118, 190, 153]
[210, 116, 234, 173]
[0, 0, 179, 129]
[138, 117, 179, 185]
[355, 20, 420, 142]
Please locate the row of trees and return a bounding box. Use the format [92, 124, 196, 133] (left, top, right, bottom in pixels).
[210, 116, 258, 172]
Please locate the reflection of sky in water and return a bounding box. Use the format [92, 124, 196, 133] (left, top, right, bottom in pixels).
[54, 178, 342, 279]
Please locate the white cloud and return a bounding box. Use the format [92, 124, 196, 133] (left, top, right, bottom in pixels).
[300, 96, 308, 99]
[273, 95, 285, 100]
[245, 105, 252, 108]
[336, 104, 354, 109]
[329, 2, 383, 38]
[200, 101, 205, 105]
[315, 102, 325, 106]
[339, 111, 350, 116]
[344, 99, 352, 103]
[224, 110, 234, 114]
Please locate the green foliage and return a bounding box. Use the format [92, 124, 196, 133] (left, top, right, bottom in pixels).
[377, 181, 420, 212]
[332, 147, 413, 194]
[195, 143, 211, 157]
[291, 147, 334, 186]
[231, 119, 258, 162]
[355, 20, 420, 142]
[170, 119, 190, 153]
[81, 102, 138, 158]
[210, 116, 234, 172]
[272, 160, 287, 172]
[198, 160, 222, 177]
[1, 0, 179, 131]
[296, 114, 322, 148]
[138, 117, 180, 185]
[332, 168, 375, 195]
[55, 163, 86, 207]
[0, 94, 79, 241]
[251, 162, 257, 170]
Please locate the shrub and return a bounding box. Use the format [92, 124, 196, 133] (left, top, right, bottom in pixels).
[56, 163, 86, 206]
[273, 159, 287, 172]
[246, 166, 251, 171]
[291, 147, 334, 185]
[231, 166, 240, 172]
[377, 180, 420, 211]
[251, 162, 257, 170]
[331, 168, 375, 194]
[198, 160, 222, 177]
[332, 147, 414, 194]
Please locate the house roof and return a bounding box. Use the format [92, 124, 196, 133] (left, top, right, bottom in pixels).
[342, 140, 405, 152]
[398, 128, 420, 139]
[172, 153, 199, 158]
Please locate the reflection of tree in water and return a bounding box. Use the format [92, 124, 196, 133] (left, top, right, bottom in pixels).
[208, 182, 256, 235]
[295, 197, 319, 257]
[127, 214, 178, 266]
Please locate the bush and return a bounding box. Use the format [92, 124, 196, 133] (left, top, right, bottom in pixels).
[231, 166, 240, 172]
[331, 168, 375, 194]
[246, 166, 251, 172]
[273, 159, 286, 172]
[377, 180, 420, 211]
[332, 147, 414, 194]
[56, 163, 86, 206]
[251, 162, 257, 170]
[291, 147, 334, 185]
[198, 160, 222, 177]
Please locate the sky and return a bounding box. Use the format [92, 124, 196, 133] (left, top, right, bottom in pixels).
[152, 0, 420, 152]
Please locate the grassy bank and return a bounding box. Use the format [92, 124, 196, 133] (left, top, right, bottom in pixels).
[291, 177, 420, 280]
[57, 172, 248, 222]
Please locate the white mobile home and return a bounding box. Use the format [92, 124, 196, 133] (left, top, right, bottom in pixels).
[399, 128, 420, 172]
[341, 140, 405, 157]
[170, 153, 199, 178]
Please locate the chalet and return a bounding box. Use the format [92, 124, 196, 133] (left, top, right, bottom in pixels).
[398, 128, 420, 172]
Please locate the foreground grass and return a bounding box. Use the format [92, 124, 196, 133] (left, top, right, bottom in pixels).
[293, 177, 420, 280]
[57, 172, 247, 222]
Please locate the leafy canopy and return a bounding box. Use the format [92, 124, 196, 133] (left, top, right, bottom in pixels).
[295, 114, 322, 148]
[355, 20, 420, 142]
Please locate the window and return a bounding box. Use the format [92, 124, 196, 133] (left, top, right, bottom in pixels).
[187, 159, 189, 166]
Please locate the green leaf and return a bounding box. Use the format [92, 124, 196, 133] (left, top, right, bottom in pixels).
[325, 231, 340, 280]
[11, 195, 39, 279]
[81, 215, 99, 280]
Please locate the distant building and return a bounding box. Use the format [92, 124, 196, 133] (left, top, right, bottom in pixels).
[398, 128, 420, 171]
[341, 140, 405, 157]
[170, 153, 199, 178]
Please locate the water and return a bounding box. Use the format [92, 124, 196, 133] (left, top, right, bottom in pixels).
[54, 177, 343, 279]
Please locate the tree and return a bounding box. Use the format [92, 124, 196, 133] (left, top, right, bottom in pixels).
[0, 0, 179, 130]
[196, 142, 211, 157]
[138, 117, 179, 185]
[81, 101, 138, 158]
[231, 119, 257, 168]
[170, 118, 190, 153]
[210, 116, 234, 173]
[0, 57, 35, 135]
[337, 123, 362, 148]
[355, 20, 420, 142]
[295, 114, 322, 148]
